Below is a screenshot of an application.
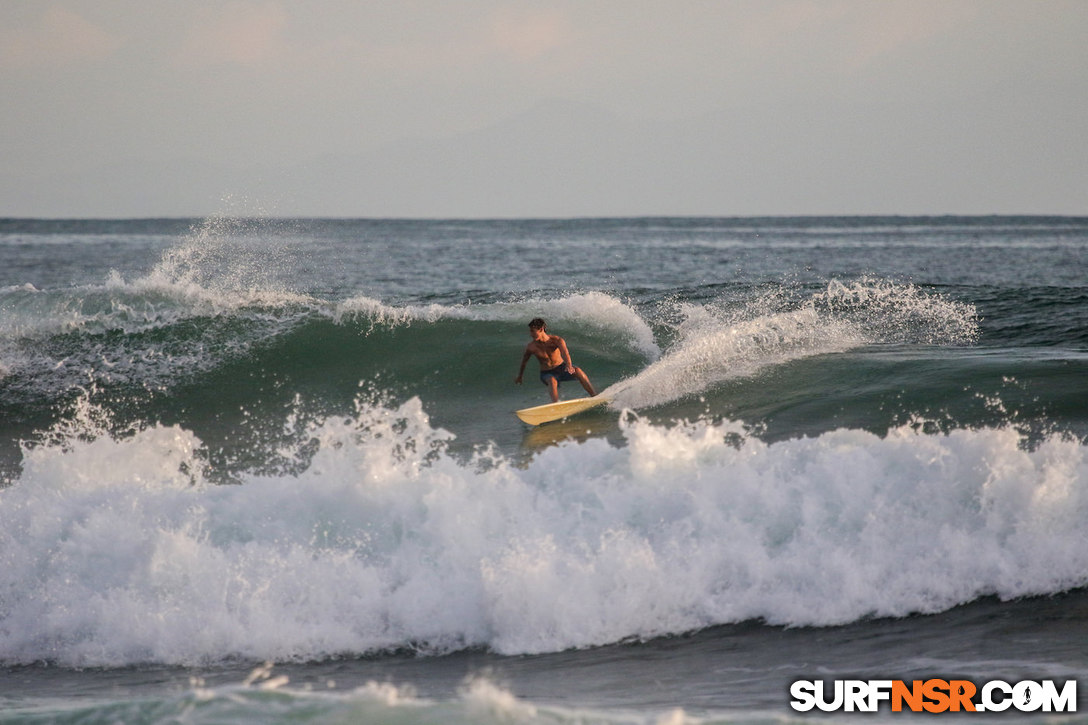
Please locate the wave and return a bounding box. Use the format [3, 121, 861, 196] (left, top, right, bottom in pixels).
[0, 283, 658, 412]
[1, 268, 975, 400]
[0, 211, 661, 359]
[1, 392, 1085, 667]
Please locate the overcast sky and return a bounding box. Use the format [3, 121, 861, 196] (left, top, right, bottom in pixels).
[1, 1, 1086, 218]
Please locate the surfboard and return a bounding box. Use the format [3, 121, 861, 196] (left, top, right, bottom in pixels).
[515, 396, 610, 426]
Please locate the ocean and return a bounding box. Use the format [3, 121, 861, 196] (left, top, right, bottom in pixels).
[0, 216, 1086, 723]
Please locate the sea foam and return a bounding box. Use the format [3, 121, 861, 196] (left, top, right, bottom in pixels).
[1, 393, 1085, 668]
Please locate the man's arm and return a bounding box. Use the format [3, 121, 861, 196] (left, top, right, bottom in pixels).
[556, 336, 575, 372]
[515, 348, 532, 384]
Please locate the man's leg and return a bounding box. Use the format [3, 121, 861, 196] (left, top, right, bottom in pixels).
[546, 376, 560, 402]
[573, 367, 597, 397]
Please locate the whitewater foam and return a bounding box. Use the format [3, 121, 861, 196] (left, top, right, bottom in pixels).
[1, 390, 1084, 668]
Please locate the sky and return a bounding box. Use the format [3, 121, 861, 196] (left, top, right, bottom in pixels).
[1, 0, 1086, 218]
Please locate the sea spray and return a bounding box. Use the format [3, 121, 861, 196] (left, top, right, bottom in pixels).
[148, 211, 304, 298]
[2, 392, 1085, 667]
[607, 279, 979, 409]
[812, 277, 979, 345]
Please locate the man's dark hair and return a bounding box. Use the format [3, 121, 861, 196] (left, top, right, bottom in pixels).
[528, 318, 547, 331]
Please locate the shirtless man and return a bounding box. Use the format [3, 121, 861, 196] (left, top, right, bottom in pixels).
[515, 318, 598, 403]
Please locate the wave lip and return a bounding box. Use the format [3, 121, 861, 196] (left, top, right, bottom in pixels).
[1, 391, 1084, 667]
[333, 290, 661, 360]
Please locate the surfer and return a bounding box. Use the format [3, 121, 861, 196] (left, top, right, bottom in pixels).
[515, 318, 598, 403]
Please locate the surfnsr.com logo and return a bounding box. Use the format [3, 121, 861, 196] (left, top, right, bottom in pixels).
[790, 679, 1078, 713]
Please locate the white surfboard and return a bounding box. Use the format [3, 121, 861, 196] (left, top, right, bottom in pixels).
[515, 396, 610, 426]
